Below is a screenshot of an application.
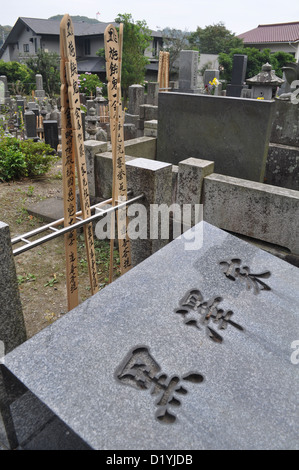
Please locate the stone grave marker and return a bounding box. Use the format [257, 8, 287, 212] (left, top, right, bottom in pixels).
[157, 92, 274, 182]
[226, 54, 248, 97]
[1, 222, 298, 450]
[35, 74, 45, 100]
[0, 80, 4, 106]
[43, 120, 58, 151]
[178, 50, 200, 94]
[24, 110, 37, 139]
[0, 76, 10, 107]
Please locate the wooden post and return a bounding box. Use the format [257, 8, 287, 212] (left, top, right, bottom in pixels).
[158, 51, 170, 92]
[104, 24, 132, 283]
[60, 14, 98, 310]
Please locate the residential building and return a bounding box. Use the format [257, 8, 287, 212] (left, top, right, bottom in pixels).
[0, 17, 163, 80]
[238, 22, 299, 60]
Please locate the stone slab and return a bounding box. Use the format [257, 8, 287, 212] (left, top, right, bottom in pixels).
[265, 142, 299, 190]
[2, 222, 299, 450]
[26, 198, 64, 223]
[157, 92, 275, 182]
[202, 173, 299, 255]
[0, 222, 26, 355]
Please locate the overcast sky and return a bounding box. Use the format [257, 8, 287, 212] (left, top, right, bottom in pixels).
[2, 0, 299, 35]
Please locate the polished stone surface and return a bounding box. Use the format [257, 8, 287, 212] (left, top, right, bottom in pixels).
[2, 222, 299, 450]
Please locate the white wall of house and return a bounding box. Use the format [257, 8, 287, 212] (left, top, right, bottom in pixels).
[245, 42, 299, 59]
[40, 35, 60, 55]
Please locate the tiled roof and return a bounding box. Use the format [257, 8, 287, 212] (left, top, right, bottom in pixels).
[19, 17, 116, 36]
[18, 17, 161, 38]
[238, 22, 299, 43]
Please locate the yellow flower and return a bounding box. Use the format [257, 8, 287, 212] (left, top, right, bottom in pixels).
[257, 96, 264, 100]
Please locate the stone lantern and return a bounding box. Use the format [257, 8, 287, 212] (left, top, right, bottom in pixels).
[85, 107, 97, 140]
[246, 63, 284, 100]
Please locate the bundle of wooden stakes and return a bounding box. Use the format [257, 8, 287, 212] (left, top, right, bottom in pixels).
[104, 23, 132, 283]
[60, 14, 99, 311]
[158, 51, 170, 92]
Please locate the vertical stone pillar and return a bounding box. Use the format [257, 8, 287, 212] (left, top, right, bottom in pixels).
[128, 85, 145, 115]
[178, 50, 200, 93]
[126, 158, 172, 266]
[35, 74, 45, 100]
[0, 75, 10, 105]
[0, 222, 27, 356]
[24, 110, 37, 139]
[147, 82, 159, 106]
[84, 140, 108, 199]
[0, 222, 27, 448]
[177, 157, 214, 225]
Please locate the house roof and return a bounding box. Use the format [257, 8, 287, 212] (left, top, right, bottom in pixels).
[238, 21, 299, 44]
[3, 17, 161, 43]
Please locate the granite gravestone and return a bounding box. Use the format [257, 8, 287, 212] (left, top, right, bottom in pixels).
[24, 111, 37, 139]
[178, 50, 200, 94]
[43, 120, 58, 151]
[157, 92, 274, 182]
[0, 76, 10, 107]
[35, 74, 45, 100]
[1, 222, 298, 450]
[226, 54, 248, 97]
[0, 81, 4, 106]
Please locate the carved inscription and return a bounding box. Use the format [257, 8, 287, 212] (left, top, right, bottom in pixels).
[104, 23, 132, 275]
[60, 14, 98, 298]
[174, 289, 244, 343]
[220, 258, 271, 294]
[115, 346, 204, 424]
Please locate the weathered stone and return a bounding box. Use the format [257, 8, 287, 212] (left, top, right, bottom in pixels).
[84, 140, 108, 198]
[126, 157, 173, 264]
[146, 82, 159, 106]
[0, 222, 27, 355]
[265, 142, 299, 190]
[270, 99, 299, 148]
[202, 173, 299, 255]
[144, 120, 158, 137]
[178, 50, 200, 93]
[128, 85, 145, 115]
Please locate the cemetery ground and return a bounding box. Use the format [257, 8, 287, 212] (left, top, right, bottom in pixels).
[0, 159, 120, 339]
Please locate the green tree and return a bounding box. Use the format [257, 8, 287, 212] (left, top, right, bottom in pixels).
[0, 60, 34, 94]
[189, 22, 243, 54]
[160, 28, 190, 75]
[0, 24, 12, 48]
[114, 13, 152, 103]
[25, 49, 60, 97]
[218, 47, 296, 83]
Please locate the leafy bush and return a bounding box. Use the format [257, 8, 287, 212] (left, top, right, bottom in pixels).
[78, 72, 103, 97]
[0, 137, 58, 181]
[0, 60, 34, 95]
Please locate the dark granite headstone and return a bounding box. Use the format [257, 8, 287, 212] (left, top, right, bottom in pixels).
[157, 92, 274, 182]
[1, 222, 299, 450]
[226, 54, 248, 97]
[43, 120, 58, 151]
[24, 111, 37, 139]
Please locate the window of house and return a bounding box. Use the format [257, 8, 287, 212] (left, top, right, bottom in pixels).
[84, 39, 91, 55]
[23, 44, 29, 52]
